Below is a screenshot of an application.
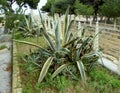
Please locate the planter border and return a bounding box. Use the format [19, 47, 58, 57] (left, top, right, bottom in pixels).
[12, 42, 22, 93]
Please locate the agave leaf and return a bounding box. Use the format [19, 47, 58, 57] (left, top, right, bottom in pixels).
[63, 37, 78, 47]
[81, 28, 86, 39]
[41, 28, 55, 51]
[38, 9, 46, 30]
[75, 36, 93, 61]
[60, 48, 70, 54]
[65, 20, 74, 43]
[63, 6, 70, 43]
[52, 64, 68, 78]
[76, 61, 87, 86]
[66, 66, 78, 80]
[54, 20, 61, 50]
[38, 57, 53, 83]
[18, 27, 27, 32]
[38, 9, 55, 51]
[51, 4, 55, 20]
[24, 15, 31, 30]
[13, 39, 50, 54]
[24, 26, 31, 32]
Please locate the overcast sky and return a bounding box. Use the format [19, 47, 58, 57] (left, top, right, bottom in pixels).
[38, 0, 47, 9]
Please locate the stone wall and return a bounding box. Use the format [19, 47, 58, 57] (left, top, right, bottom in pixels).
[87, 26, 120, 59]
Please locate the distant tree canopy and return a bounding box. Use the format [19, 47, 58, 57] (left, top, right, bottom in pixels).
[41, 0, 75, 15]
[17, 0, 39, 9]
[74, 0, 94, 15]
[41, 0, 103, 15]
[99, 0, 120, 18]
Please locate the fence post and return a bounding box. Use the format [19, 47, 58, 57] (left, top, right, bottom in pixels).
[44, 16, 48, 28]
[114, 19, 116, 30]
[48, 17, 51, 31]
[90, 18, 92, 26]
[77, 21, 82, 37]
[93, 21, 99, 51]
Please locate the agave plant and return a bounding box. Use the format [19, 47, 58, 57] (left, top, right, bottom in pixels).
[14, 6, 101, 86]
[17, 15, 40, 37]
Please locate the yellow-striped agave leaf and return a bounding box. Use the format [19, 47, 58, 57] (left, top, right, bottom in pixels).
[52, 64, 68, 78]
[38, 57, 53, 83]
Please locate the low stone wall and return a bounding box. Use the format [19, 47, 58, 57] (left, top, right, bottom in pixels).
[87, 26, 120, 59]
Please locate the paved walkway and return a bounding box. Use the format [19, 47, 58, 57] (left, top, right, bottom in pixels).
[0, 29, 12, 93]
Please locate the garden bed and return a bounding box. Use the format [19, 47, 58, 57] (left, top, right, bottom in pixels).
[15, 37, 120, 93]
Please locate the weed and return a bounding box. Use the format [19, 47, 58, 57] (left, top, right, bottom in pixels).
[0, 45, 7, 50]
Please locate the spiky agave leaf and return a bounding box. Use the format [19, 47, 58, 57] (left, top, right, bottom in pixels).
[13, 39, 50, 54]
[65, 20, 74, 43]
[38, 9, 55, 51]
[54, 20, 61, 50]
[24, 15, 30, 29]
[38, 57, 53, 83]
[76, 61, 87, 86]
[24, 15, 33, 32]
[52, 64, 68, 78]
[41, 28, 56, 51]
[75, 36, 93, 61]
[63, 37, 79, 48]
[63, 6, 70, 44]
[38, 9, 46, 30]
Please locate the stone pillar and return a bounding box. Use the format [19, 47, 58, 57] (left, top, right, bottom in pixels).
[93, 21, 99, 51]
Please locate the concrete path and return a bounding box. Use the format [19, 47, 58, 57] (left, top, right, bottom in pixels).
[0, 33, 12, 93]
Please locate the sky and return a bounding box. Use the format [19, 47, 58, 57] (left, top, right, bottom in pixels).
[11, 0, 47, 15]
[38, 0, 47, 9]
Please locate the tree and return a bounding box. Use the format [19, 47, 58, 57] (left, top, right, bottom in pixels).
[99, 0, 120, 18]
[41, 0, 55, 13]
[74, 0, 94, 16]
[41, 0, 76, 15]
[41, 0, 104, 17]
[17, 0, 39, 9]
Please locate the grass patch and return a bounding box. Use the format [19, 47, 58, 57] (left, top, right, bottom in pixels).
[16, 36, 47, 54]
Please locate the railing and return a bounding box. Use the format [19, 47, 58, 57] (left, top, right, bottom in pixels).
[40, 14, 120, 60]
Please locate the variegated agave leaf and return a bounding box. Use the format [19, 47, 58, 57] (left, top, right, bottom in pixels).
[38, 57, 53, 83]
[52, 64, 68, 78]
[76, 61, 87, 86]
